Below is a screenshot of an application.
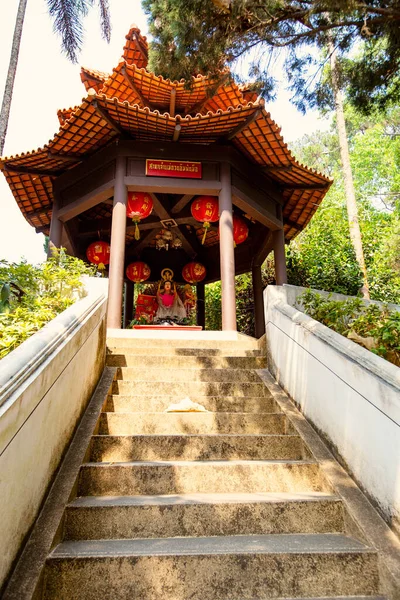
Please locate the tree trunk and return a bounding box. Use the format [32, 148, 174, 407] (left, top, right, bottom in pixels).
[329, 40, 370, 299]
[0, 0, 28, 156]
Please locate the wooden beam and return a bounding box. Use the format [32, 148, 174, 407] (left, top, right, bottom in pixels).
[3, 163, 61, 177]
[58, 182, 115, 222]
[224, 108, 262, 141]
[54, 140, 283, 206]
[171, 194, 195, 214]
[174, 225, 202, 258]
[232, 185, 282, 230]
[125, 176, 222, 196]
[169, 88, 176, 118]
[172, 124, 181, 142]
[24, 206, 52, 219]
[127, 217, 162, 234]
[61, 222, 78, 257]
[253, 230, 273, 267]
[78, 217, 112, 235]
[127, 228, 160, 254]
[262, 165, 292, 172]
[47, 151, 82, 163]
[280, 182, 330, 190]
[284, 218, 302, 231]
[121, 65, 153, 109]
[174, 216, 199, 228]
[92, 99, 124, 135]
[35, 226, 48, 234]
[148, 193, 171, 220]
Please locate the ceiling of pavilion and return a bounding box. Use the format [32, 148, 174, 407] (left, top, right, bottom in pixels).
[0, 25, 331, 255]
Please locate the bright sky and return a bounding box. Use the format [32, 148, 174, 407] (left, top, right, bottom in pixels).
[0, 0, 330, 265]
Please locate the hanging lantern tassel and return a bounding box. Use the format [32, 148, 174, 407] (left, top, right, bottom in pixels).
[202, 221, 210, 245]
[98, 262, 105, 271]
[133, 219, 140, 240]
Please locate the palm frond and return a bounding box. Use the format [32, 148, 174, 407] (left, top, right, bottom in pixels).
[47, 0, 88, 62]
[98, 0, 111, 43]
[46, 0, 111, 63]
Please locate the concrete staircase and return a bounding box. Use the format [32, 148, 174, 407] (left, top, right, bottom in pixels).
[42, 334, 382, 600]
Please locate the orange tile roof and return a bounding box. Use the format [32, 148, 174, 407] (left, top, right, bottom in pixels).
[1, 27, 332, 242]
[122, 25, 148, 69]
[80, 66, 109, 92]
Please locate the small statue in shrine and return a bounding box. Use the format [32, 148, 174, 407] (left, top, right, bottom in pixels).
[155, 268, 186, 323]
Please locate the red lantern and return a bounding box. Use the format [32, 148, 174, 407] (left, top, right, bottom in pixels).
[233, 215, 249, 246]
[86, 241, 110, 270]
[191, 196, 219, 245]
[127, 192, 153, 240]
[126, 262, 151, 283]
[182, 262, 207, 284]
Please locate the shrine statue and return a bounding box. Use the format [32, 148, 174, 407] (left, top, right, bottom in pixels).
[155, 269, 186, 323]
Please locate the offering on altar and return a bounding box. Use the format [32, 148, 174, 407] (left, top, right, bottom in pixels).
[155, 269, 186, 324]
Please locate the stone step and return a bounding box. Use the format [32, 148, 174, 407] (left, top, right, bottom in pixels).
[64, 492, 344, 540]
[78, 460, 330, 496]
[98, 412, 287, 435]
[107, 346, 263, 357]
[112, 380, 271, 397]
[106, 394, 277, 414]
[89, 434, 306, 461]
[44, 534, 378, 600]
[107, 354, 267, 369]
[281, 598, 386, 600]
[106, 337, 260, 350]
[115, 366, 263, 383]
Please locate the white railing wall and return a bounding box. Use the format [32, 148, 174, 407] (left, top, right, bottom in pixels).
[0, 277, 108, 588]
[264, 284, 400, 533]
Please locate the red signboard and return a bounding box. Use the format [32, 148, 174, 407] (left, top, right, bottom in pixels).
[146, 159, 202, 179]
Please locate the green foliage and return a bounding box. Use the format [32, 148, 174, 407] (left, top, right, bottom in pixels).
[143, 0, 400, 113]
[0, 250, 95, 359]
[287, 108, 400, 302]
[205, 272, 272, 336]
[205, 281, 222, 332]
[300, 289, 400, 366]
[286, 196, 364, 296]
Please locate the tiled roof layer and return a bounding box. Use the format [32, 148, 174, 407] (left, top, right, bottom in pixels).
[1, 26, 331, 242]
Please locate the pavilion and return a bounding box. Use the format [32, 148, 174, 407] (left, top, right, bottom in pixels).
[0, 26, 331, 335]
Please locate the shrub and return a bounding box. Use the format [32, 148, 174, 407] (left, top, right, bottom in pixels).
[300, 289, 400, 366]
[0, 250, 95, 359]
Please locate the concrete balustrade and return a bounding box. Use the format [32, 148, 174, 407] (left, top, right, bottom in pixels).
[0, 277, 108, 588]
[264, 284, 400, 533]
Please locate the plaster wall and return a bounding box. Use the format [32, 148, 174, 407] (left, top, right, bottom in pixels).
[0, 278, 108, 589]
[264, 284, 400, 533]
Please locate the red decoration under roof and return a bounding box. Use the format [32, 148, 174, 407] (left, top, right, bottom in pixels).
[182, 262, 207, 284]
[86, 241, 110, 270]
[126, 262, 151, 283]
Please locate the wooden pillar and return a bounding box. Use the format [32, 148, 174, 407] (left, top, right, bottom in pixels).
[219, 162, 237, 331]
[252, 263, 265, 338]
[47, 202, 63, 258]
[124, 280, 134, 327]
[196, 282, 205, 329]
[272, 228, 287, 285]
[107, 156, 127, 329]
